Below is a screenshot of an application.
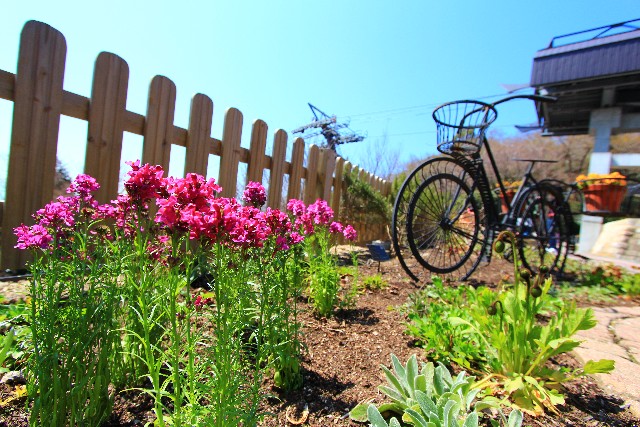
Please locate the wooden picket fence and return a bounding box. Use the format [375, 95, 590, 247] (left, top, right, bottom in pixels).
[0, 20, 390, 269]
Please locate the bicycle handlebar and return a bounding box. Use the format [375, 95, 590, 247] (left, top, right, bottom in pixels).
[490, 94, 557, 107]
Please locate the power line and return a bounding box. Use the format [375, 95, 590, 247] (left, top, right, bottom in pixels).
[342, 91, 515, 120]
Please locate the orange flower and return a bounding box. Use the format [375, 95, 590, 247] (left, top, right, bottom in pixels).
[575, 172, 626, 189]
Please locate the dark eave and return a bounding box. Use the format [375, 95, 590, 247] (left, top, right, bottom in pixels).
[531, 21, 640, 136]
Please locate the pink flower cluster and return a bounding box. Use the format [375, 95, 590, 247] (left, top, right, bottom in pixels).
[14, 173, 103, 250]
[14, 161, 358, 254]
[242, 181, 267, 207]
[286, 199, 357, 242]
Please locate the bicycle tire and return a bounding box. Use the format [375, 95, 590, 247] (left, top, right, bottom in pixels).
[405, 173, 487, 280]
[391, 157, 482, 282]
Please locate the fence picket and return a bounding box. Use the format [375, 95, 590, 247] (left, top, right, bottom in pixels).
[184, 93, 213, 177]
[304, 145, 320, 205]
[267, 130, 287, 209]
[142, 76, 176, 171]
[246, 119, 267, 185]
[218, 108, 243, 198]
[320, 149, 336, 201]
[287, 138, 305, 201]
[1, 21, 66, 269]
[85, 52, 129, 203]
[331, 157, 345, 217]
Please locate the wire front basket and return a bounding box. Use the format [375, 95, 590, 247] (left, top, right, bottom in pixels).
[433, 100, 497, 156]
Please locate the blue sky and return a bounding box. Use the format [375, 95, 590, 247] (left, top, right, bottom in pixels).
[1, 1, 638, 196]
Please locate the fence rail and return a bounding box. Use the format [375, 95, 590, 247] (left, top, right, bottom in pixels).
[0, 20, 390, 269]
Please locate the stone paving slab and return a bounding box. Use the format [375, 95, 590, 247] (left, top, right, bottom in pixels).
[573, 306, 640, 417]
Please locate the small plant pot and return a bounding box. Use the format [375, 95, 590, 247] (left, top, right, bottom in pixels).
[583, 184, 627, 213]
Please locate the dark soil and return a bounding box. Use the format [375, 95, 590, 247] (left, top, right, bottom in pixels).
[1, 252, 639, 426]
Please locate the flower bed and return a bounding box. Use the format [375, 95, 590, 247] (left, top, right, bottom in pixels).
[13, 160, 357, 426]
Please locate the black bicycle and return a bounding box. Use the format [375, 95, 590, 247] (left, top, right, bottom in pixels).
[392, 95, 577, 282]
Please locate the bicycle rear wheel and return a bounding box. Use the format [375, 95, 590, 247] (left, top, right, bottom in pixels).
[406, 173, 487, 280]
[514, 186, 570, 274]
[392, 157, 484, 282]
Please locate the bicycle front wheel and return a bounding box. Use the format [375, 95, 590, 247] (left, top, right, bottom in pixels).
[392, 157, 473, 282]
[406, 173, 486, 279]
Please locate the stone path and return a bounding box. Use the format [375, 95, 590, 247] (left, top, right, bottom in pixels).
[573, 306, 640, 417]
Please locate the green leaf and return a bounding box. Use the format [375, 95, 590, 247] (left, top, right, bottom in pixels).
[422, 362, 435, 399]
[389, 418, 402, 427]
[546, 338, 580, 355]
[379, 385, 407, 406]
[349, 403, 369, 422]
[415, 389, 437, 416]
[442, 399, 460, 427]
[382, 364, 407, 396]
[391, 354, 409, 391]
[406, 354, 419, 398]
[462, 412, 479, 427]
[574, 308, 598, 331]
[367, 404, 389, 427]
[504, 376, 524, 394]
[378, 403, 405, 416]
[433, 372, 446, 397]
[404, 407, 430, 427]
[414, 374, 427, 393]
[547, 389, 565, 406]
[583, 359, 615, 374]
[507, 409, 523, 427]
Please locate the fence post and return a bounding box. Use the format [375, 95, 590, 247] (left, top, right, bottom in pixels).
[218, 108, 243, 198]
[287, 138, 305, 201]
[267, 130, 287, 209]
[1, 21, 66, 269]
[85, 52, 129, 203]
[184, 93, 213, 177]
[246, 119, 267, 185]
[142, 75, 176, 172]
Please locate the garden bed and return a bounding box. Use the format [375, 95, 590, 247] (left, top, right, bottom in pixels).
[1, 256, 639, 426]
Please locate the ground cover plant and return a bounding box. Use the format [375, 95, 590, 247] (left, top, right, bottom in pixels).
[350, 354, 523, 427]
[13, 161, 357, 426]
[555, 260, 640, 303]
[403, 232, 615, 417]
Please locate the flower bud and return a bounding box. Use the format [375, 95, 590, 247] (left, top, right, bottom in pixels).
[494, 240, 505, 254]
[530, 286, 543, 298]
[487, 302, 498, 315]
[520, 268, 531, 280]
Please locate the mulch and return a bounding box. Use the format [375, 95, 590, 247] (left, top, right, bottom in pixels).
[1, 251, 639, 426]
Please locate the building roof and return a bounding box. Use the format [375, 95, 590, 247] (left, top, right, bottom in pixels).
[531, 19, 640, 136]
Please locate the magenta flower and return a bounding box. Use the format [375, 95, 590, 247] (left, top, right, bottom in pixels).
[329, 221, 344, 234]
[265, 208, 292, 235]
[67, 174, 100, 198]
[34, 198, 78, 230]
[227, 205, 270, 249]
[343, 224, 358, 241]
[124, 160, 166, 203]
[275, 235, 290, 251]
[14, 224, 53, 250]
[242, 181, 267, 207]
[307, 199, 334, 226]
[286, 199, 306, 217]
